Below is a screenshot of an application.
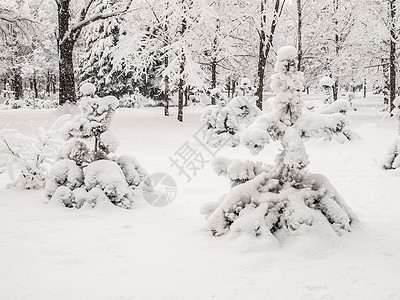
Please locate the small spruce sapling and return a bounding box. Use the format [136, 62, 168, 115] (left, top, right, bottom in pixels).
[46, 83, 152, 209]
[200, 46, 357, 244]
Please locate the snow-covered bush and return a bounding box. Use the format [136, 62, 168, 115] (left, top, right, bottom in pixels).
[0, 116, 68, 190]
[383, 97, 400, 170]
[200, 46, 357, 244]
[200, 89, 260, 148]
[304, 78, 354, 142]
[3, 95, 58, 110]
[319, 76, 335, 104]
[237, 78, 255, 96]
[118, 92, 142, 108]
[45, 83, 152, 209]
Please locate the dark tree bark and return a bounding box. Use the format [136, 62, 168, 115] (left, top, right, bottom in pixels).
[12, 69, 23, 100]
[255, 0, 284, 110]
[164, 56, 170, 116]
[389, 0, 397, 112]
[177, 1, 188, 122]
[210, 22, 219, 105]
[57, 0, 76, 105]
[333, 0, 339, 101]
[211, 57, 217, 104]
[383, 58, 390, 104]
[296, 0, 303, 71]
[33, 71, 38, 98]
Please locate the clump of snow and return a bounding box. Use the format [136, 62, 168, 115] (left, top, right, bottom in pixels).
[319, 76, 335, 87]
[276, 46, 297, 61]
[85, 160, 133, 209]
[80, 82, 96, 96]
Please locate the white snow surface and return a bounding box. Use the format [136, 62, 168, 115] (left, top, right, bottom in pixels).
[0, 94, 400, 299]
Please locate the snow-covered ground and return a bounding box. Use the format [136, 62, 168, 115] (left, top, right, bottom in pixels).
[0, 94, 399, 300]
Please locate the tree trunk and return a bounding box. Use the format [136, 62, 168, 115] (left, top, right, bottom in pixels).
[363, 78, 367, 98]
[46, 70, 51, 95]
[33, 71, 38, 98]
[389, 0, 397, 112]
[58, 0, 77, 105]
[383, 59, 390, 104]
[178, 67, 184, 122]
[333, 0, 340, 101]
[164, 57, 170, 117]
[256, 0, 282, 110]
[177, 1, 187, 122]
[255, 0, 267, 110]
[297, 0, 303, 71]
[184, 86, 189, 106]
[211, 58, 217, 105]
[12, 69, 23, 100]
[59, 40, 76, 105]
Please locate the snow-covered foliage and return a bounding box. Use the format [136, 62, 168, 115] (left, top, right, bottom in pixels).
[319, 76, 335, 104]
[118, 89, 145, 108]
[0, 115, 68, 190]
[3, 97, 57, 110]
[200, 89, 260, 148]
[383, 96, 400, 170]
[46, 83, 152, 209]
[77, 2, 133, 98]
[201, 46, 357, 244]
[237, 78, 254, 96]
[304, 79, 354, 142]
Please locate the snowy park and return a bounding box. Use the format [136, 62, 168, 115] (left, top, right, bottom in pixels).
[1, 91, 399, 299]
[1, 0, 400, 299]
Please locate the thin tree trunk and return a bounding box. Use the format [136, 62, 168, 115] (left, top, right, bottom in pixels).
[227, 76, 231, 98]
[178, 67, 184, 122]
[46, 70, 51, 95]
[164, 56, 170, 116]
[177, 1, 187, 122]
[33, 71, 38, 98]
[12, 69, 23, 100]
[211, 58, 217, 104]
[383, 59, 389, 104]
[333, 0, 339, 101]
[255, 0, 267, 110]
[389, 0, 397, 112]
[363, 78, 367, 98]
[297, 0, 303, 71]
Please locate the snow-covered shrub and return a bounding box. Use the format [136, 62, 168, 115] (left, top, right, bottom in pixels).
[118, 89, 144, 108]
[319, 76, 335, 104]
[46, 83, 152, 209]
[237, 78, 255, 96]
[200, 89, 260, 148]
[0, 115, 68, 190]
[201, 46, 357, 244]
[383, 97, 400, 170]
